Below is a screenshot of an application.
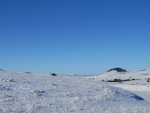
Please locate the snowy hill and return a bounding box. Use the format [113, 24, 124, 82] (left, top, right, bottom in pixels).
[88, 69, 150, 104]
[92, 69, 150, 84]
[0, 70, 150, 113]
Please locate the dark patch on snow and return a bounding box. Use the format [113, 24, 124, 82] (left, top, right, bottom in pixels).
[131, 94, 144, 101]
[106, 79, 131, 83]
[49, 73, 57, 76]
[0, 85, 12, 91]
[33, 90, 46, 96]
[24, 72, 32, 74]
[9, 79, 15, 82]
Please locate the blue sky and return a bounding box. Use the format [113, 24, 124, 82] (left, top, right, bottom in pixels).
[0, 0, 150, 74]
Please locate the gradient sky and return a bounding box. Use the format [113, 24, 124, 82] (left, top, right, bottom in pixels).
[0, 0, 150, 75]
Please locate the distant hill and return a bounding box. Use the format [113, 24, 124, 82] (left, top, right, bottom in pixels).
[107, 68, 127, 72]
[0, 69, 4, 71]
[91, 69, 150, 85]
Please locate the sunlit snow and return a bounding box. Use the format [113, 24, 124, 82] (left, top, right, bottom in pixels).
[0, 70, 150, 113]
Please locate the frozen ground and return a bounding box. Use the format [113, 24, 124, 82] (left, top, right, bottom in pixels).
[0, 70, 150, 113]
[113, 84, 150, 103]
[88, 69, 150, 106]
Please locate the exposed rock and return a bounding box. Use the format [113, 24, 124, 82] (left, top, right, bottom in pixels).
[107, 68, 127, 72]
[24, 72, 32, 74]
[147, 78, 150, 82]
[49, 73, 57, 76]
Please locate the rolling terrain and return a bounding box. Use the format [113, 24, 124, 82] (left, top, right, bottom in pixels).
[0, 69, 150, 113]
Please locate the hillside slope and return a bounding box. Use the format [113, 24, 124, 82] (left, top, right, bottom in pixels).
[87, 69, 150, 103]
[92, 69, 150, 84]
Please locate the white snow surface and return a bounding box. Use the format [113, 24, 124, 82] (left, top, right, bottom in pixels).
[92, 70, 150, 85]
[0, 70, 150, 113]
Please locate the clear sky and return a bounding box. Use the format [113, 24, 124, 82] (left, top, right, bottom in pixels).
[0, 0, 150, 75]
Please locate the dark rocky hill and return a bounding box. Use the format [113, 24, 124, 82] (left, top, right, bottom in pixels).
[107, 68, 127, 72]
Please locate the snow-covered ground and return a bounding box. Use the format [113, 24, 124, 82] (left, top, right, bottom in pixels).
[92, 70, 150, 84]
[113, 84, 150, 102]
[0, 70, 150, 113]
[88, 69, 150, 104]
